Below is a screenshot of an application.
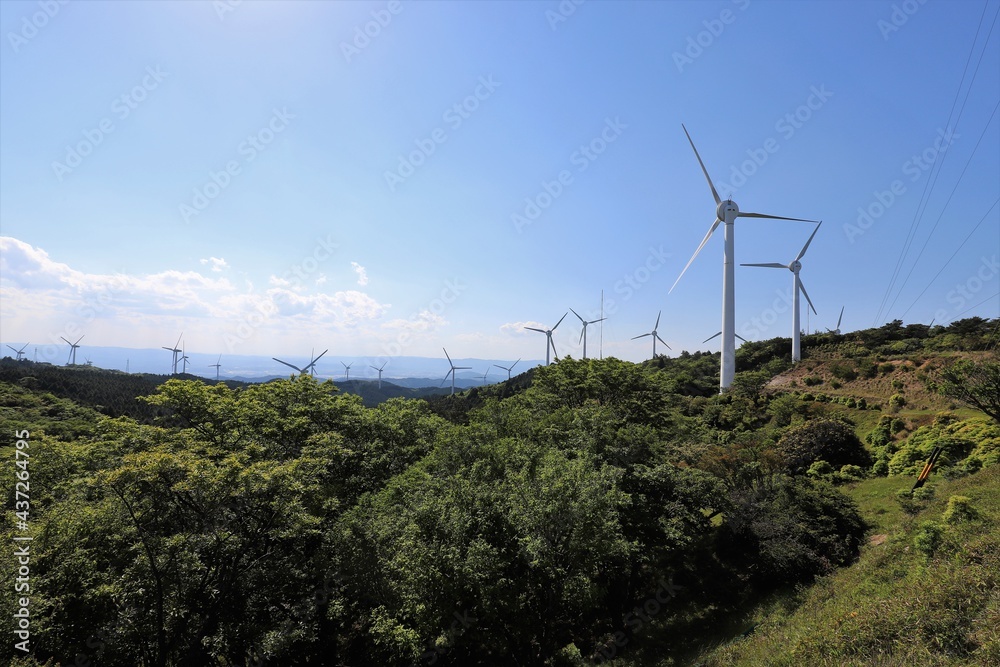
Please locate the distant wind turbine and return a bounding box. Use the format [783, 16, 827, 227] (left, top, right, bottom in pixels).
[525, 313, 567, 366]
[162, 334, 182, 375]
[632, 311, 671, 358]
[669, 124, 817, 391]
[6, 343, 28, 361]
[273, 349, 327, 376]
[570, 308, 605, 360]
[480, 367, 491, 385]
[742, 221, 822, 362]
[341, 361, 353, 381]
[210, 355, 222, 381]
[180, 344, 191, 374]
[441, 347, 471, 396]
[826, 306, 845, 335]
[370, 361, 387, 389]
[61, 335, 84, 366]
[493, 358, 520, 381]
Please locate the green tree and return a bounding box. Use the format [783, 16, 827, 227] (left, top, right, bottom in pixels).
[938, 356, 1000, 424]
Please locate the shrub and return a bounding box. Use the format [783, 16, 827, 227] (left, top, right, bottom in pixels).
[801, 393, 815, 402]
[803, 376, 822, 387]
[913, 520, 943, 559]
[830, 380, 842, 390]
[806, 460, 834, 479]
[912, 484, 935, 501]
[845, 397, 857, 408]
[857, 397, 867, 410]
[777, 419, 873, 475]
[942, 495, 977, 524]
[879, 363, 895, 375]
[891, 379, 904, 390]
[835, 464, 866, 482]
[830, 362, 858, 381]
[872, 458, 889, 476]
[889, 394, 906, 410]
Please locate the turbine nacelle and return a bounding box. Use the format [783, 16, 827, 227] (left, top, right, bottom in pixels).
[789, 260, 802, 273]
[718, 199, 738, 220]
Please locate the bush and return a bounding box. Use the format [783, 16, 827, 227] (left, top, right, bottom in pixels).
[942, 495, 977, 524]
[891, 379, 904, 390]
[803, 376, 822, 386]
[835, 464, 866, 482]
[913, 520, 943, 560]
[777, 419, 873, 475]
[889, 394, 907, 410]
[879, 363, 896, 375]
[912, 484, 935, 501]
[830, 380, 842, 390]
[801, 392, 815, 401]
[830, 362, 858, 381]
[806, 460, 834, 479]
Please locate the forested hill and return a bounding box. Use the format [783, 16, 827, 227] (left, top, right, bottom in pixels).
[1, 317, 997, 666]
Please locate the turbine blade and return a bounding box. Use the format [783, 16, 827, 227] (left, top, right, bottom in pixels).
[588, 317, 606, 324]
[656, 333, 671, 349]
[738, 211, 818, 223]
[741, 262, 787, 268]
[273, 358, 301, 372]
[702, 332, 721, 344]
[632, 333, 652, 340]
[579, 328, 585, 344]
[669, 218, 722, 293]
[552, 312, 568, 330]
[799, 280, 817, 315]
[312, 349, 328, 364]
[443, 347, 453, 364]
[550, 337, 558, 360]
[61, 337, 72, 345]
[654, 310, 661, 330]
[795, 220, 822, 261]
[736, 333, 748, 343]
[569, 307, 585, 324]
[836, 306, 844, 329]
[681, 123, 721, 205]
[75, 335, 85, 344]
[524, 327, 546, 333]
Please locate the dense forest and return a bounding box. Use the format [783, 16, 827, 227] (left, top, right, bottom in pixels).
[1, 318, 998, 666]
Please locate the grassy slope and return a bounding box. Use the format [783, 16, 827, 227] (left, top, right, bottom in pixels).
[692, 462, 999, 666]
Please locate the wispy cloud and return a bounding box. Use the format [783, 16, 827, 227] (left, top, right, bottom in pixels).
[200, 257, 228, 272]
[351, 261, 369, 286]
[500, 321, 545, 335]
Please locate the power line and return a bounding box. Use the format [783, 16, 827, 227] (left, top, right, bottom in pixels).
[874, 0, 996, 325]
[943, 291, 1000, 324]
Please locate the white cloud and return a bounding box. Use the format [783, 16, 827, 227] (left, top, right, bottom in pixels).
[382, 309, 446, 332]
[500, 321, 546, 335]
[351, 261, 369, 286]
[199, 257, 228, 272]
[315, 273, 328, 286]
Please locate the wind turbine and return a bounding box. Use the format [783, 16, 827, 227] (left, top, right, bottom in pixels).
[480, 367, 492, 385]
[742, 221, 822, 362]
[6, 343, 28, 361]
[525, 313, 567, 366]
[370, 361, 386, 389]
[632, 311, 671, 358]
[273, 349, 327, 376]
[61, 335, 84, 366]
[341, 361, 353, 381]
[162, 334, 182, 375]
[493, 358, 520, 381]
[180, 344, 191, 375]
[210, 355, 222, 381]
[703, 331, 748, 344]
[569, 308, 605, 360]
[669, 124, 818, 391]
[441, 347, 471, 396]
[826, 306, 845, 334]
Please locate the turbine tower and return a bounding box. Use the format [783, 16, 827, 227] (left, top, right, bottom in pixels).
[525, 313, 567, 366]
[341, 361, 353, 381]
[441, 347, 471, 396]
[6, 343, 28, 361]
[273, 349, 327, 376]
[670, 124, 817, 391]
[210, 355, 222, 381]
[742, 221, 822, 362]
[370, 361, 387, 389]
[632, 311, 671, 358]
[493, 358, 520, 381]
[480, 367, 491, 385]
[180, 344, 191, 375]
[569, 308, 605, 360]
[61, 335, 84, 366]
[162, 334, 182, 375]
[826, 306, 845, 334]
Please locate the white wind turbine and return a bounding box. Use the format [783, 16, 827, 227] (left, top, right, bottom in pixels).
[180, 344, 191, 375]
[493, 358, 520, 381]
[670, 124, 818, 391]
[273, 349, 327, 376]
[826, 306, 845, 335]
[61, 335, 84, 366]
[341, 361, 353, 381]
[210, 355, 222, 381]
[370, 361, 387, 389]
[632, 311, 671, 358]
[441, 347, 471, 396]
[525, 313, 567, 366]
[741, 221, 822, 362]
[569, 308, 605, 360]
[703, 331, 748, 345]
[162, 334, 182, 375]
[6, 343, 28, 361]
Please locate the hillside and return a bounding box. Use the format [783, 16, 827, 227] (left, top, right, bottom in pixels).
[1, 317, 997, 667]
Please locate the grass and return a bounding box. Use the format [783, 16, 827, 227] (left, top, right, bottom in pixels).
[691, 465, 1000, 666]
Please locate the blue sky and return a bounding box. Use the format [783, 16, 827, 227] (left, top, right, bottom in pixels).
[1, 0, 998, 371]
